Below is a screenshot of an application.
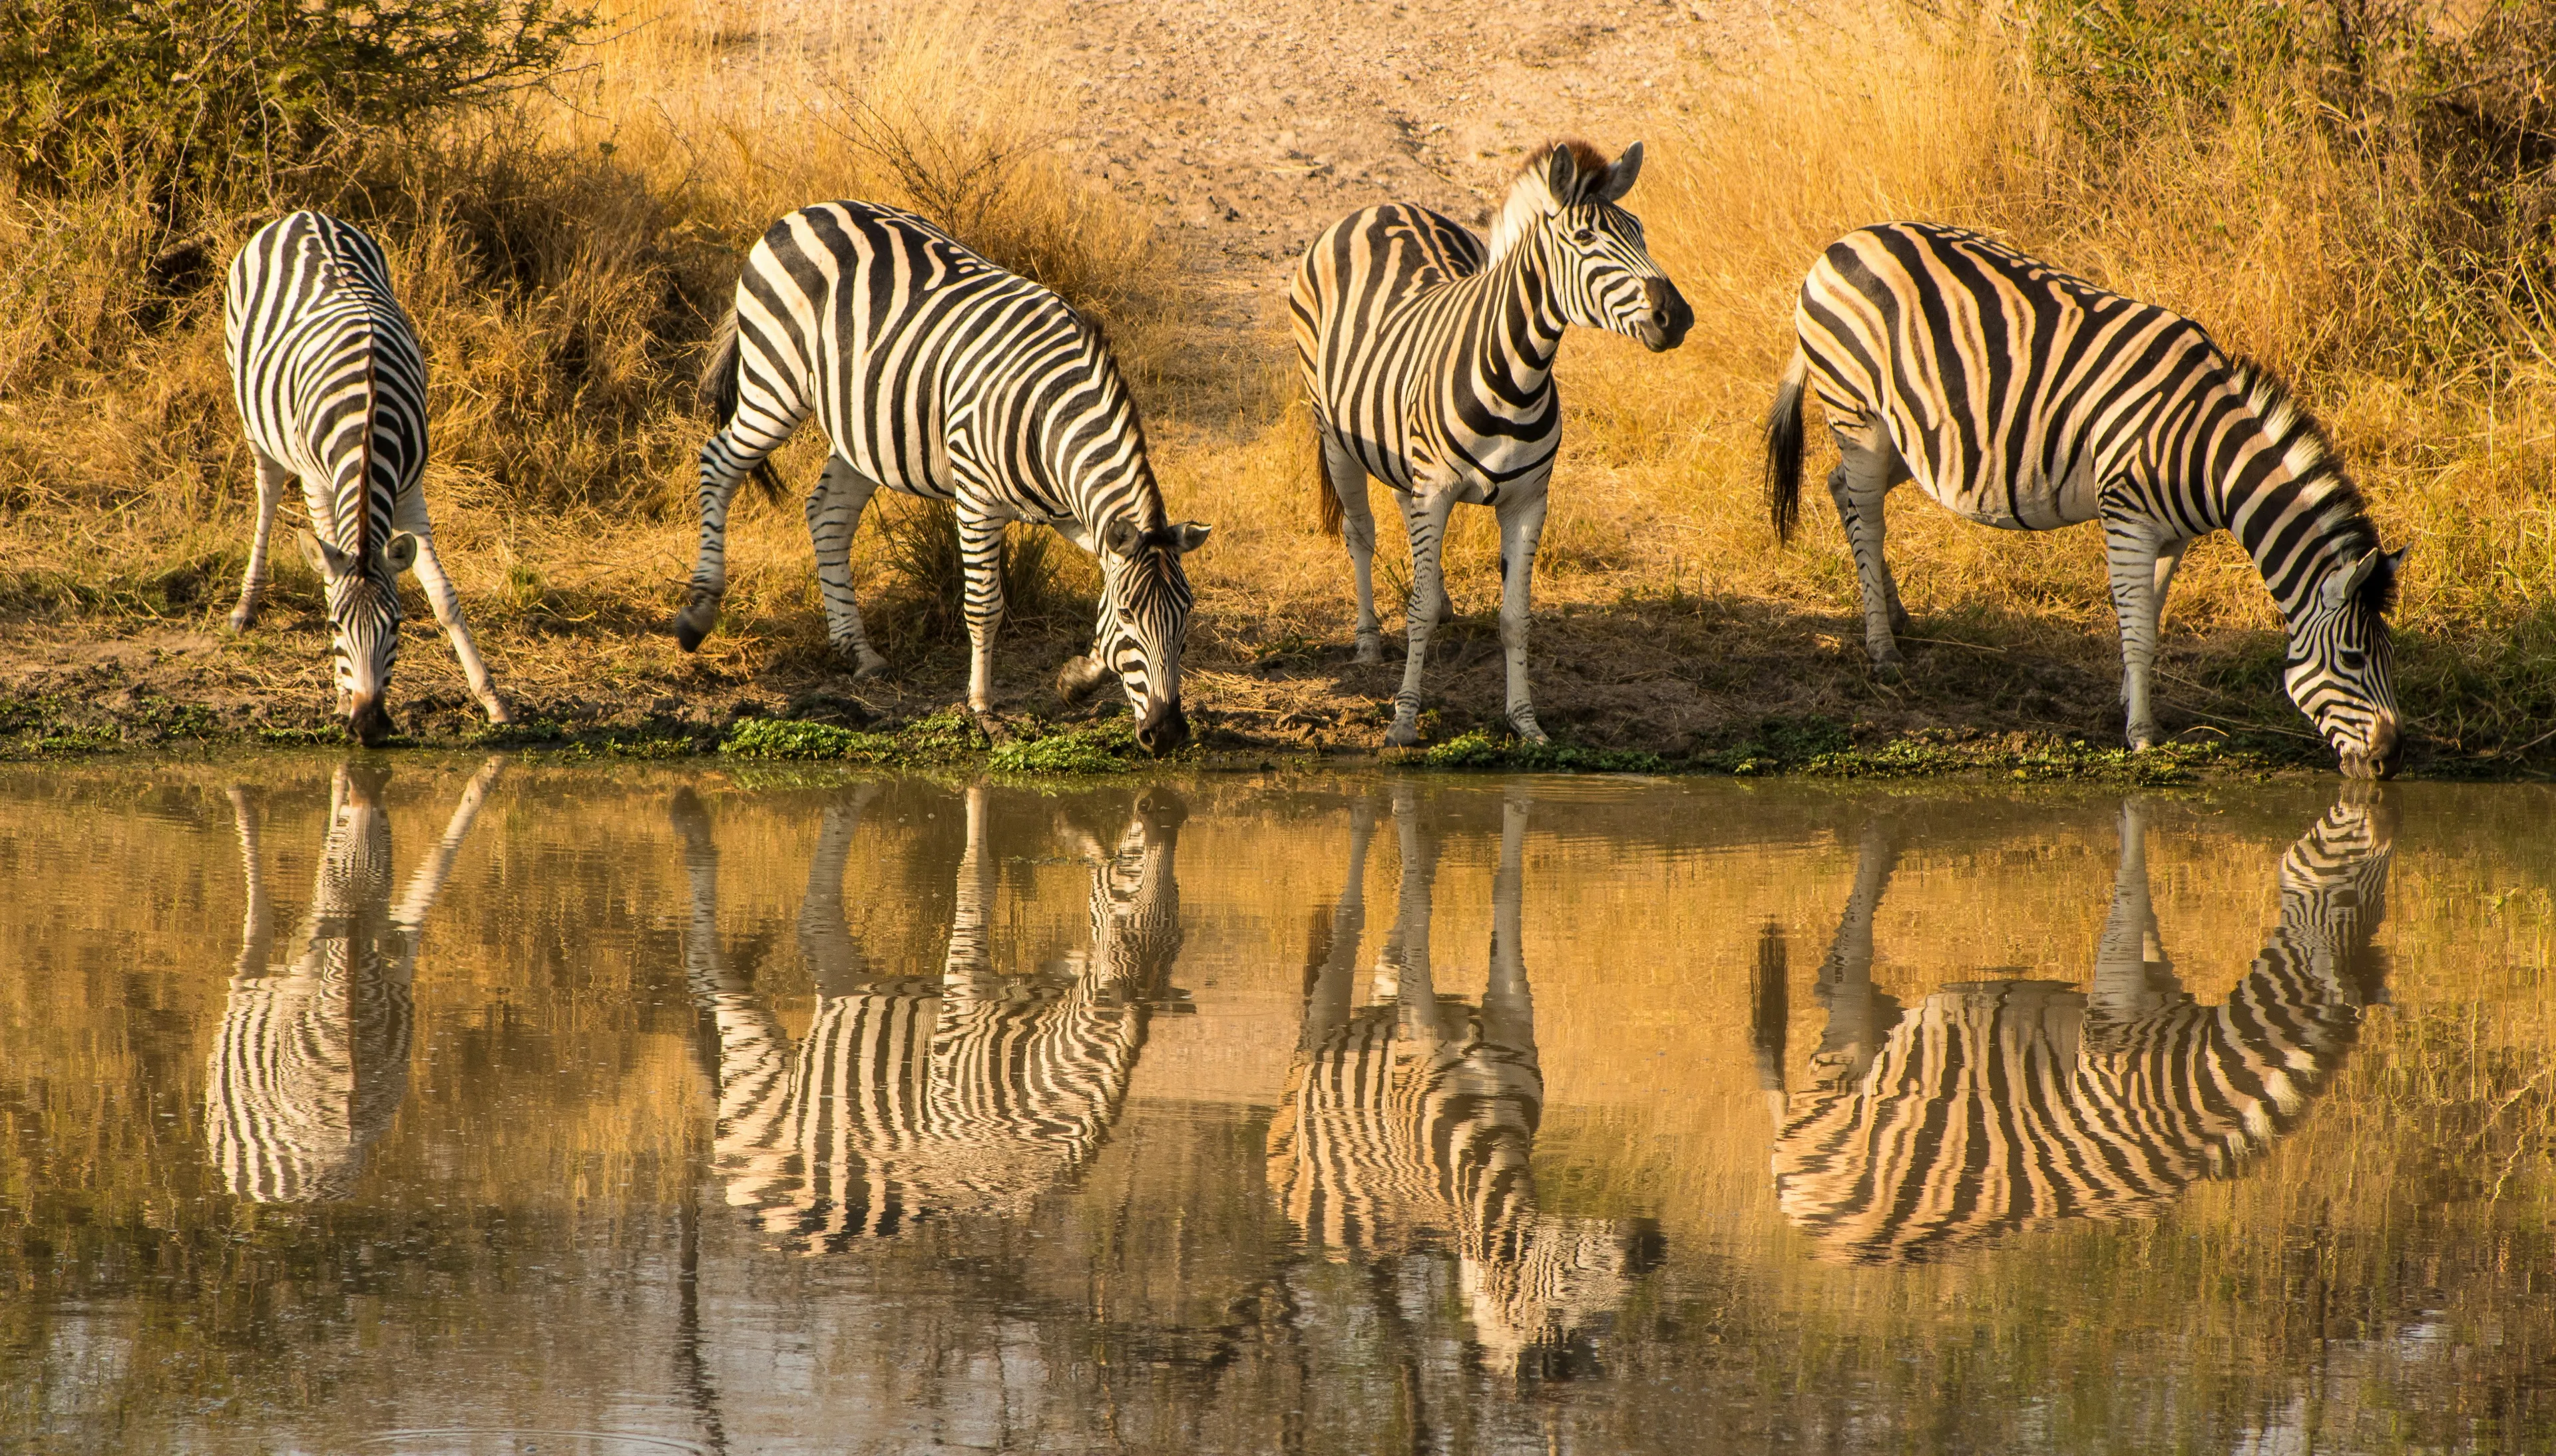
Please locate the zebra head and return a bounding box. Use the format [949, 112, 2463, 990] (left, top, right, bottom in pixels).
[1060, 518, 1211, 755]
[299, 528, 414, 747]
[2284, 546, 2406, 781]
[1496, 140, 1691, 353]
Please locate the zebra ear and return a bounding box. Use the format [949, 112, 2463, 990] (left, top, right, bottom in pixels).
[2322, 549, 2383, 612]
[1545, 144, 1583, 203]
[1170, 521, 1211, 554]
[297, 528, 353, 579]
[1597, 141, 1643, 202]
[383, 532, 419, 575]
[1101, 518, 1146, 556]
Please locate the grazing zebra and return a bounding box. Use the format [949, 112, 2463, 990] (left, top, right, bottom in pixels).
[1759, 795, 2393, 1262]
[223, 212, 509, 745]
[1291, 140, 1692, 746]
[670, 782, 1183, 1248]
[1268, 787, 1662, 1375]
[1765, 223, 2407, 778]
[682, 202, 1211, 754]
[207, 757, 503, 1202]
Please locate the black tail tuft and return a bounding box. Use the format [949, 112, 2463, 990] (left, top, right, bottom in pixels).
[1764, 349, 1807, 544]
[699, 307, 785, 504]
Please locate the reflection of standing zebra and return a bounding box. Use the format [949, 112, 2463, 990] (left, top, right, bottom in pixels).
[673, 783, 1184, 1250]
[679, 201, 1209, 753]
[222, 212, 509, 744]
[1762, 795, 2394, 1263]
[206, 759, 503, 1202]
[1268, 788, 1660, 1375]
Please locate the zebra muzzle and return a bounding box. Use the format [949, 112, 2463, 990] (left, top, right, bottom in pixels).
[1638, 278, 1692, 353]
[1136, 699, 1189, 756]
[347, 693, 394, 748]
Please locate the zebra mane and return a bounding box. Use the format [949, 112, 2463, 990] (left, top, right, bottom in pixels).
[2224, 355, 2390, 609]
[1064, 305, 1171, 530]
[1487, 138, 1613, 263]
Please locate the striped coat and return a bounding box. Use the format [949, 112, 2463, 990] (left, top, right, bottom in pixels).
[1765, 222, 2404, 777]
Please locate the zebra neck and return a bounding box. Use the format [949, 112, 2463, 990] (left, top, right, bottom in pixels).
[2165, 395, 2376, 617]
[1475, 242, 1568, 385]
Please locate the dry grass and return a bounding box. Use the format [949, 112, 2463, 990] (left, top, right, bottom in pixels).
[1, 3, 2551, 763]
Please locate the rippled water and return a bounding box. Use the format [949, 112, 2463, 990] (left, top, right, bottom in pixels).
[1, 760, 2549, 1454]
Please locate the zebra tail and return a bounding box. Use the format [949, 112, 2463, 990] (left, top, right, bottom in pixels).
[1764, 347, 1808, 544]
[698, 306, 785, 504]
[1313, 425, 1344, 539]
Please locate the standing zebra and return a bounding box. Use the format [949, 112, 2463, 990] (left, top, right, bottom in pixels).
[1292, 140, 1691, 746]
[208, 757, 503, 1202]
[224, 212, 509, 745]
[1765, 222, 2406, 779]
[1268, 787, 1661, 1374]
[682, 202, 1211, 755]
[670, 782, 1183, 1249]
[1759, 794, 2392, 1262]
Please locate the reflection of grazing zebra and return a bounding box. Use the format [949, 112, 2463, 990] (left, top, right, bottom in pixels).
[1268, 789, 1660, 1375]
[673, 784, 1183, 1250]
[1763, 795, 2393, 1263]
[206, 759, 503, 1202]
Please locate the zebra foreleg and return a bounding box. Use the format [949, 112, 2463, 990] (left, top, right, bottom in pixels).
[2104, 523, 2185, 750]
[955, 502, 1010, 727]
[1324, 437, 1387, 664]
[1494, 490, 1552, 744]
[1384, 488, 1460, 747]
[392, 491, 512, 725]
[680, 422, 795, 651]
[1826, 458, 1906, 675]
[230, 450, 295, 632]
[807, 458, 889, 679]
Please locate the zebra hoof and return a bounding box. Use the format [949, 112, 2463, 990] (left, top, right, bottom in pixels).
[1869, 653, 1906, 683]
[1353, 638, 1384, 666]
[973, 710, 1016, 747]
[228, 604, 258, 633]
[674, 618, 710, 652]
[672, 590, 721, 652]
[1383, 720, 1421, 748]
[482, 696, 516, 727]
[850, 653, 891, 681]
[1511, 721, 1549, 746]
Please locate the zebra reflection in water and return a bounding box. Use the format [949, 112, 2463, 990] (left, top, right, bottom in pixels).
[206, 759, 503, 1202]
[672, 783, 1184, 1249]
[1269, 787, 1661, 1377]
[1759, 792, 2394, 1263]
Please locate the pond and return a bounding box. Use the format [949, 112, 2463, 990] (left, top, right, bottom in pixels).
[1, 760, 2549, 1454]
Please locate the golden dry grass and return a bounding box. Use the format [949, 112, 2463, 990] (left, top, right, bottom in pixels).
[1, 3, 2550, 763]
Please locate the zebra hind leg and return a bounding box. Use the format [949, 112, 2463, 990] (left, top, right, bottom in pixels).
[1322, 436, 1386, 663]
[1825, 455, 1906, 677]
[1384, 488, 1460, 747]
[230, 451, 295, 632]
[807, 457, 889, 679]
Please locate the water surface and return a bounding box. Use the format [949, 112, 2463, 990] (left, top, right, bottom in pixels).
[1, 761, 2549, 1453]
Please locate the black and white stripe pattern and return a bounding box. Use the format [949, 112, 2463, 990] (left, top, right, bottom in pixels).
[1764, 222, 2406, 777]
[222, 212, 508, 745]
[672, 784, 1181, 1250]
[1269, 789, 1659, 1374]
[680, 202, 1211, 755]
[207, 759, 501, 1202]
[1761, 796, 2392, 1264]
[1291, 140, 1691, 746]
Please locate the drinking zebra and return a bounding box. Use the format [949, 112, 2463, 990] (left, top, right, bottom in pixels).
[1765, 223, 2406, 778]
[670, 782, 1183, 1249]
[682, 202, 1211, 754]
[1758, 795, 2393, 1262]
[223, 212, 509, 745]
[1268, 787, 1661, 1375]
[1291, 140, 1691, 747]
[207, 757, 503, 1202]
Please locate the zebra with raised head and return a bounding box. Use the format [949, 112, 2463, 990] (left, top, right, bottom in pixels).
[1268, 787, 1661, 1375]
[208, 757, 503, 1202]
[1760, 794, 2393, 1263]
[671, 782, 1183, 1249]
[223, 212, 509, 746]
[681, 202, 1211, 755]
[1765, 222, 2407, 778]
[1292, 140, 1691, 747]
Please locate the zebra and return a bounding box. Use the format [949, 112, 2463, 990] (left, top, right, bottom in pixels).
[1757, 793, 2393, 1263]
[1268, 786, 1662, 1375]
[680, 202, 1211, 754]
[222, 212, 510, 746]
[1291, 139, 1692, 747]
[670, 781, 1183, 1249]
[207, 757, 503, 1202]
[1765, 222, 2407, 779]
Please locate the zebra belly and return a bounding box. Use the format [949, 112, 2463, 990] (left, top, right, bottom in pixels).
[1915, 452, 2105, 533]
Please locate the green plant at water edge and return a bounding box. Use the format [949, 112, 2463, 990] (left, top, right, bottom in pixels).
[720, 718, 903, 763]
[1413, 730, 1669, 775]
[988, 722, 1142, 775]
